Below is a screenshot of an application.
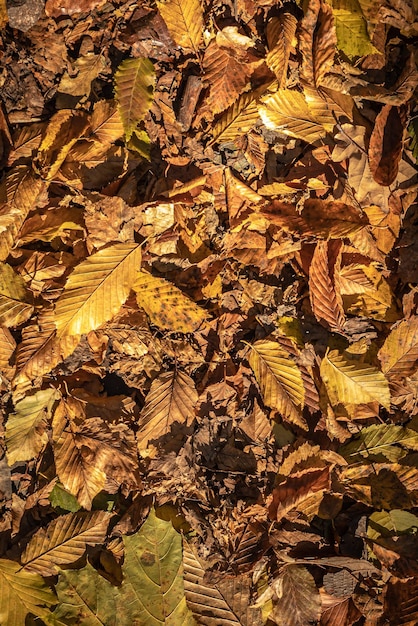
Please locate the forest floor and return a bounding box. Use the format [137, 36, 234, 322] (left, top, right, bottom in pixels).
[0, 0, 417, 624]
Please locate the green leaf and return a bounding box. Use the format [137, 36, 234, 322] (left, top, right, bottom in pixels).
[340, 424, 418, 462]
[122, 508, 196, 626]
[114, 58, 155, 142]
[6, 388, 59, 466]
[0, 558, 56, 626]
[49, 483, 82, 513]
[331, 0, 380, 59]
[368, 510, 418, 541]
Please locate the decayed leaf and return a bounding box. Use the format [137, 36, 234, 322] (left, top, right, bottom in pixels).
[0, 558, 56, 626]
[21, 510, 111, 575]
[137, 370, 197, 451]
[340, 424, 418, 462]
[211, 91, 261, 144]
[321, 349, 390, 409]
[55, 242, 142, 336]
[58, 53, 106, 97]
[259, 89, 331, 144]
[332, 0, 379, 59]
[260, 565, 321, 626]
[157, 0, 203, 54]
[122, 508, 196, 625]
[266, 13, 297, 86]
[248, 339, 307, 429]
[0, 262, 33, 327]
[5, 388, 59, 466]
[309, 240, 346, 332]
[378, 317, 418, 377]
[337, 263, 398, 322]
[133, 271, 208, 333]
[114, 58, 155, 141]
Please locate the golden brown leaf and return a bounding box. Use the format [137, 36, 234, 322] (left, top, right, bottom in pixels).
[309, 240, 346, 332]
[266, 13, 297, 86]
[378, 317, 418, 378]
[0, 262, 33, 327]
[157, 0, 203, 54]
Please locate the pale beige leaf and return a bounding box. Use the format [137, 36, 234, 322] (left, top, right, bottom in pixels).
[267, 566, 322, 626]
[379, 317, 418, 378]
[0, 262, 33, 327]
[157, 0, 203, 53]
[114, 58, 155, 141]
[258, 89, 329, 143]
[6, 388, 59, 466]
[137, 370, 197, 450]
[309, 240, 346, 332]
[0, 558, 56, 626]
[55, 242, 142, 336]
[133, 271, 208, 333]
[266, 13, 297, 86]
[321, 349, 390, 409]
[21, 511, 111, 576]
[248, 340, 306, 430]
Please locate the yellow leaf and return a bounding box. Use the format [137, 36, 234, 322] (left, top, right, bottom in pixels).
[378, 317, 418, 378]
[58, 52, 106, 97]
[157, 0, 203, 53]
[21, 511, 111, 576]
[0, 262, 33, 327]
[211, 91, 261, 144]
[133, 271, 208, 333]
[338, 263, 399, 321]
[321, 349, 390, 409]
[248, 339, 306, 430]
[88, 99, 124, 145]
[114, 58, 155, 142]
[332, 0, 380, 59]
[258, 89, 329, 144]
[55, 242, 142, 336]
[5, 388, 59, 465]
[137, 370, 197, 451]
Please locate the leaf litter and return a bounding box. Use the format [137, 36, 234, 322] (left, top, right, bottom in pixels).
[0, 0, 417, 624]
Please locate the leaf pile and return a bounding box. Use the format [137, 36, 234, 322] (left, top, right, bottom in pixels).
[0, 0, 417, 623]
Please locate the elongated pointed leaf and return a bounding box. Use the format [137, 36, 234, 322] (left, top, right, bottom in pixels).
[114, 58, 155, 141]
[259, 89, 331, 144]
[21, 511, 111, 576]
[211, 91, 260, 144]
[266, 13, 297, 86]
[6, 388, 59, 465]
[309, 240, 345, 332]
[133, 271, 208, 333]
[122, 509, 196, 626]
[248, 340, 306, 430]
[332, 0, 379, 59]
[265, 566, 321, 626]
[378, 317, 418, 377]
[0, 262, 33, 327]
[202, 42, 250, 115]
[340, 424, 418, 462]
[55, 242, 142, 336]
[138, 370, 197, 450]
[157, 0, 203, 54]
[0, 558, 56, 626]
[321, 349, 390, 409]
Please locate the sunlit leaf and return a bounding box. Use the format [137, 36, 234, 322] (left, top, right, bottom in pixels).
[114, 58, 155, 141]
[211, 91, 261, 144]
[259, 89, 331, 144]
[248, 339, 307, 430]
[332, 0, 380, 59]
[309, 240, 346, 332]
[0, 558, 56, 626]
[378, 316, 418, 377]
[338, 263, 399, 322]
[21, 510, 111, 576]
[55, 242, 142, 336]
[266, 13, 297, 86]
[137, 370, 197, 451]
[268, 468, 330, 522]
[321, 349, 390, 409]
[157, 0, 203, 54]
[88, 100, 124, 145]
[5, 388, 59, 465]
[0, 262, 33, 327]
[133, 271, 208, 333]
[340, 424, 418, 462]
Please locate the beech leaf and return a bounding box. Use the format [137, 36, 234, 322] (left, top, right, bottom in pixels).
[114, 58, 155, 142]
[0, 261, 34, 327]
[157, 0, 203, 54]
